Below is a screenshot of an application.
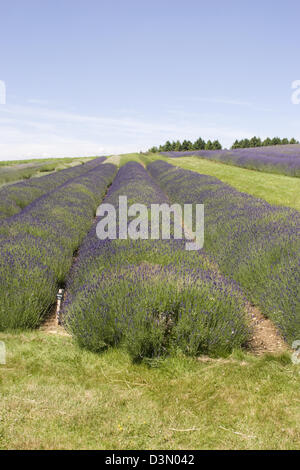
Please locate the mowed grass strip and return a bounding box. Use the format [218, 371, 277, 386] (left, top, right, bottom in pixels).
[163, 156, 300, 212]
[0, 331, 299, 450]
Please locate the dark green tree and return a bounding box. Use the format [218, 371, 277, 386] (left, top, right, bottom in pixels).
[212, 140, 222, 150]
[174, 140, 182, 151]
[181, 140, 192, 151]
[205, 140, 214, 150]
[263, 137, 272, 146]
[271, 137, 281, 145]
[193, 137, 206, 150]
[231, 139, 240, 149]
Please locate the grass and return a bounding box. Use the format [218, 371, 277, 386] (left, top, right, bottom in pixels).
[118, 153, 146, 166]
[0, 330, 299, 450]
[162, 156, 300, 212]
[0, 157, 98, 188]
[0, 156, 96, 167]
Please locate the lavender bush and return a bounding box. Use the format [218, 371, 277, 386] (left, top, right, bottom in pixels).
[0, 161, 116, 329]
[63, 162, 249, 360]
[148, 160, 300, 343]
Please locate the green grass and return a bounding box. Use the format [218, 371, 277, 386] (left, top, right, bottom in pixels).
[162, 156, 300, 211]
[0, 156, 97, 167]
[0, 330, 299, 450]
[115, 153, 300, 211]
[0, 157, 99, 188]
[118, 153, 146, 166]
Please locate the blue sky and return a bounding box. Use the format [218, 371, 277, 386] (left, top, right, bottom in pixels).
[0, 0, 300, 159]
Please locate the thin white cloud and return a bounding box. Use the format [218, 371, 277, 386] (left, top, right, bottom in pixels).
[27, 98, 50, 106]
[0, 102, 254, 160]
[180, 96, 272, 112]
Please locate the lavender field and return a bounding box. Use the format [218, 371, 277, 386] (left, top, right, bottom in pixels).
[0, 157, 106, 220]
[148, 160, 300, 343]
[63, 162, 249, 359]
[0, 154, 299, 452]
[0, 160, 116, 329]
[0, 156, 299, 355]
[162, 144, 300, 177]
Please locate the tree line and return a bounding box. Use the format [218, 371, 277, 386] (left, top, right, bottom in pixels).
[148, 136, 299, 153]
[231, 136, 299, 148]
[149, 138, 222, 153]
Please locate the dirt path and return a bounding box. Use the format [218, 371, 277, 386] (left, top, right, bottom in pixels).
[246, 304, 288, 354]
[39, 304, 70, 336]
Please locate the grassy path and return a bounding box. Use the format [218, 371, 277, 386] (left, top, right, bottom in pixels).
[0, 331, 299, 450]
[162, 156, 300, 211]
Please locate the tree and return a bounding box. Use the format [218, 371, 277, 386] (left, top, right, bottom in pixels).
[263, 137, 272, 146]
[205, 140, 214, 150]
[241, 139, 250, 148]
[163, 141, 172, 151]
[212, 140, 222, 150]
[174, 140, 182, 151]
[181, 140, 193, 151]
[193, 137, 206, 150]
[231, 139, 240, 149]
[249, 136, 262, 147]
[271, 137, 281, 146]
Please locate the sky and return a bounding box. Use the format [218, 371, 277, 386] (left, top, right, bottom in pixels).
[0, 0, 300, 160]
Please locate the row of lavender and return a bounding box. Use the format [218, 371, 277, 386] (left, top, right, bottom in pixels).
[148, 161, 300, 343]
[161, 144, 300, 177]
[0, 161, 116, 330]
[63, 162, 250, 361]
[0, 157, 106, 220]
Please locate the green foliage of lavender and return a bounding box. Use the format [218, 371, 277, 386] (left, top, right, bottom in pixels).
[0, 161, 116, 330]
[148, 161, 300, 343]
[63, 162, 250, 360]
